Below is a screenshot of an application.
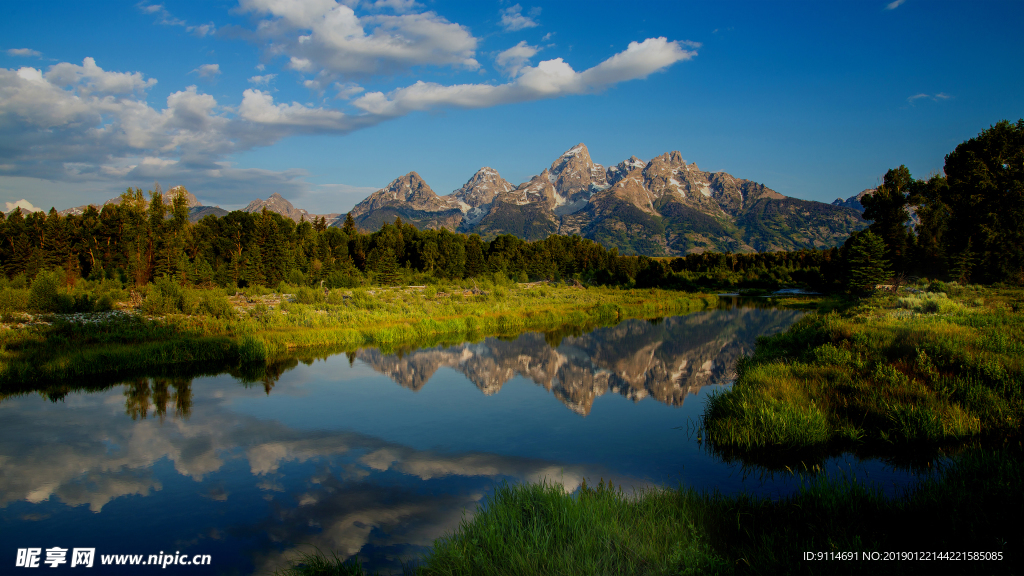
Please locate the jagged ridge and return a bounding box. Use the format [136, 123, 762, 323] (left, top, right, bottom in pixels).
[344, 143, 867, 254]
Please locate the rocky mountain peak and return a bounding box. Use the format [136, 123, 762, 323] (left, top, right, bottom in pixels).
[832, 188, 876, 212]
[550, 143, 593, 174]
[376, 172, 436, 205]
[546, 143, 607, 208]
[166, 186, 203, 208]
[349, 171, 453, 225]
[607, 156, 648, 186]
[451, 167, 512, 209]
[243, 192, 315, 222]
[643, 152, 692, 200]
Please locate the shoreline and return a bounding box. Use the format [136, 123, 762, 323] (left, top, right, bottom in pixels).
[0, 285, 719, 391]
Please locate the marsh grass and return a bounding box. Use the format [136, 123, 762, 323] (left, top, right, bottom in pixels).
[0, 285, 716, 389]
[701, 285, 1024, 460]
[289, 448, 1021, 575]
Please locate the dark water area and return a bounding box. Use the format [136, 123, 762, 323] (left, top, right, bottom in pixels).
[0, 301, 921, 574]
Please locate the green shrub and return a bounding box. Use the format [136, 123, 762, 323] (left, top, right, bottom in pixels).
[0, 288, 30, 315]
[95, 293, 115, 312]
[142, 278, 199, 315]
[198, 293, 235, 318]
[28, 271, 72, 313]
[294, 287, 324, 305]
[326, 289, 347, 305]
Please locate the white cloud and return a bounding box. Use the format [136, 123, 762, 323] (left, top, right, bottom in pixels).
[238, 0, 479, 78]
[187, 23, 217, 37]
[45, 57, 157, 96]
[495, 41, 539, 77]
[907, 92, 952, 105]
[137, 2, 186, 26]
[192, 63, 221, 79]
[885, 0, 906, 9]
[353, 37, 696, 116]
[500, 4, 539, 32]
[0, 37, 696, 209]
[5, 199, 43, 213]
[249, 73, 277, 85]
[370, 0, 420, 12]
[6, 48, 42, 58]
[334, 82, 365, 99]
[238, 89, 351, 129]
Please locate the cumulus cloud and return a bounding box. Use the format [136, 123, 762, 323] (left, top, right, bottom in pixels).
[500, 4, 539, 31]
[885, 0, 906, 9]
[495, 41, 539, 77]
[353, 37, 696, 116]
[192, 63, 221, 79]
[5, 199, 43, 213]
[237, 0, 479, 78]
[0, 59, 344, 203]
[6, 48, 42, 58]
[45, 56, 157, 96]
[0, 37, 696, 208]
[248, 73, 277, 85]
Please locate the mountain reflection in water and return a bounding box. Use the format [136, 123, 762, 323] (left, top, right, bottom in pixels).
[358, 305, 803, 414]
[2, 303, 839, 575]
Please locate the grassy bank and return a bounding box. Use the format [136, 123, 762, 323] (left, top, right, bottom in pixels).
[700, 282, 1023, 461]
[283, 448, 1022, 576]
[0, 282, 717, 390]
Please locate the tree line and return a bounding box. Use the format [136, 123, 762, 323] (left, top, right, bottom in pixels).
[0, 185, 843, 292]
[2, 119, 1020, 294]
[852, 119, 1024, 287]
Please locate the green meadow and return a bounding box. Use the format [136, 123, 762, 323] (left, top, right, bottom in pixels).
[701, 282, 1023, 461]
[0, 274, 716, 391]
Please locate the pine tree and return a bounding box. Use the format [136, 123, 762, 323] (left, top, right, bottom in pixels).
[845, 231, 890, 294]
[342, 212, 356, 235]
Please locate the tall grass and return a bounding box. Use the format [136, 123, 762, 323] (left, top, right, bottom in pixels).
[0, 285, 717, 389]
[701, 284, 1024, 460]
[289, 448, 1022, 575]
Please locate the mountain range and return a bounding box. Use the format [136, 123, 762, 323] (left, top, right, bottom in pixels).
[344, 144, 867, 255]
[29, 144, 872, 256]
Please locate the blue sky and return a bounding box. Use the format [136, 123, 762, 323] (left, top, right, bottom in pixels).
[1, 0, 1021, 215]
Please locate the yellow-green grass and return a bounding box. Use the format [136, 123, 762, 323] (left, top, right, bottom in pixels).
[701, 284, 1024, 461]
[0, 285, 717, 390]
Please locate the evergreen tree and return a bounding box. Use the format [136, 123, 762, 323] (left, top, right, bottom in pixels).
[862, 165, 914, 273]
[464, 234, 486, 278]
[845, 231, 890, 293]
[367, 246, 400, 285]
[941, 119, 1024, 283]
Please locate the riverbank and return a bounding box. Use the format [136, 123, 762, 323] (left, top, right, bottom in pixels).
[0, 283, 717, 391]
[701, 282, 1023, 462]
[282, 447, 1021, 575]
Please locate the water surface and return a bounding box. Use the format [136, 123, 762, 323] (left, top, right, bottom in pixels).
[0, 301, 916, 574]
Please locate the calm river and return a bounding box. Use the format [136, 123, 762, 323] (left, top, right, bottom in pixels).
[0, 300, 917, 574]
